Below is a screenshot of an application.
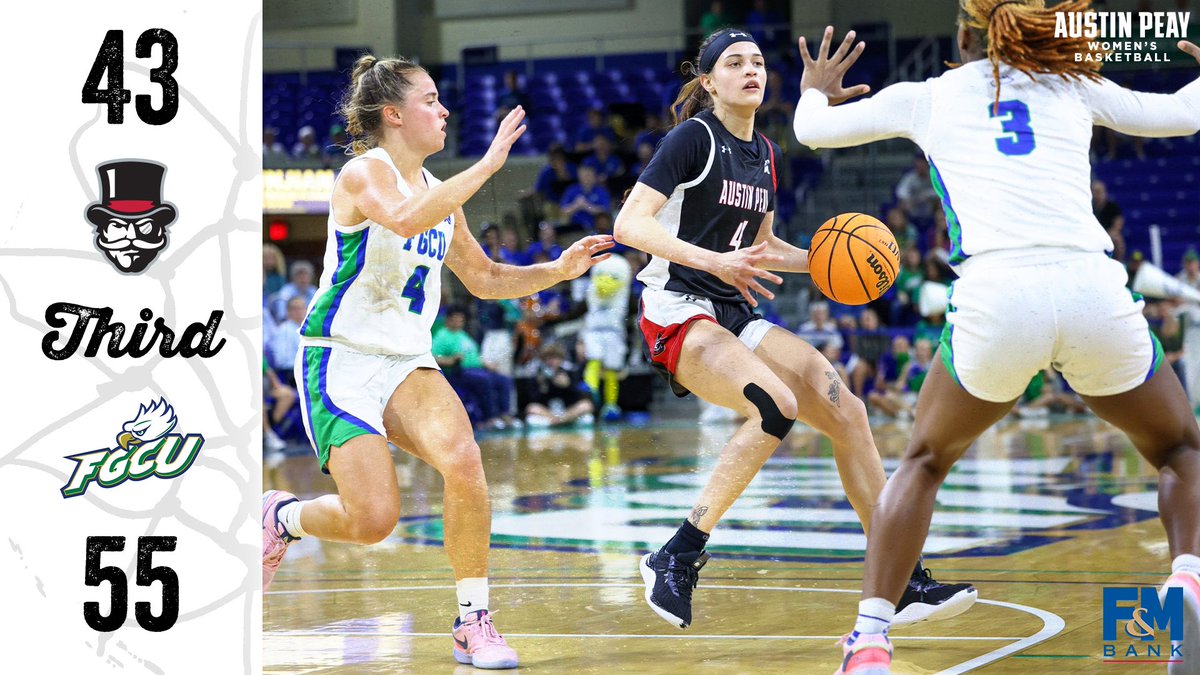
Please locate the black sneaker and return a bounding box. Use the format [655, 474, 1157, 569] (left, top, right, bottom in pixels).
[894, 566, 978, 627]
[639, 549, 710, 628]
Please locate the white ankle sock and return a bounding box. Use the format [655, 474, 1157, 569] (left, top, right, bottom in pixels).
[456, 577, 489, 620]
[277, 501, 308, 539]
[1172, 553, 1200, 576]
[854, 597, 895, 636]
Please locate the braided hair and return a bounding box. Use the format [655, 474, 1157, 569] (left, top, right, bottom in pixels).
[958, 0, 1106, 110]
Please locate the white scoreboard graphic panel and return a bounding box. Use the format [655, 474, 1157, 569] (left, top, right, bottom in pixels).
[0, 3, 262, 672]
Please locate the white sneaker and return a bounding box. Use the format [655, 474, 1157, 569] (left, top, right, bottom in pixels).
[1160, 570, 1200, 675]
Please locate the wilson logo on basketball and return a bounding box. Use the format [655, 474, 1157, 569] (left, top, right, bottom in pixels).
[60, 398, 204, 498]
[866, 253, 892, 291]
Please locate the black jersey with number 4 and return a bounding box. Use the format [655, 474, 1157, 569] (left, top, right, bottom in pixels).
[636, 108, 779, 302]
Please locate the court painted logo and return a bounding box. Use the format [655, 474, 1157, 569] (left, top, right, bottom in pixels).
[398, 452, 1164, 562]
[1102, 586, 1184, 664]
[61, 397, 204, 498]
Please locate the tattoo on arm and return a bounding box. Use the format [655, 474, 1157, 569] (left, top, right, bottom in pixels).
[689, 505, 709, 526]
[825, 370, 842, 407]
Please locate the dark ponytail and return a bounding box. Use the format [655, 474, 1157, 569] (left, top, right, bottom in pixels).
[669, 30, 727, 125]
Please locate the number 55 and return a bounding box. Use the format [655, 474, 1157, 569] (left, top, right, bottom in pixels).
[84, 536, 179, 632]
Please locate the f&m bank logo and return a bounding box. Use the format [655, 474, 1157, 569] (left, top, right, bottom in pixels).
[1103, 586, 1184, 663]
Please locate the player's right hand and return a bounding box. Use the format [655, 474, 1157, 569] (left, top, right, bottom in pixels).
[710, 242, 784, 307]
[482, 106, 527, 174]
[1181, 41, 1200, 65]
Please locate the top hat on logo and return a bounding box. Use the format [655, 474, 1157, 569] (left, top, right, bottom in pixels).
[85, 160, 177, 228]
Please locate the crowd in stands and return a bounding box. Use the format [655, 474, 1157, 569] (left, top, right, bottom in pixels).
[264, 123, 351, 168]
[261, 13, 1200, 455]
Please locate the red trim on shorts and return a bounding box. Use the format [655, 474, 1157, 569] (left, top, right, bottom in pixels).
[638, 303, 715, 376]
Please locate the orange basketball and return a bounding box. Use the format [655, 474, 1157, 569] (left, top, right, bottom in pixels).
[808, 213, 901, 305]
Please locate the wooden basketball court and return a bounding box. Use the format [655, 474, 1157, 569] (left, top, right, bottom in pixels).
[264, 412, 1178, 673]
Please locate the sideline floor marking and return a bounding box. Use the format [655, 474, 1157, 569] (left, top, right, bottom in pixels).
[266, 582, 1066, 673]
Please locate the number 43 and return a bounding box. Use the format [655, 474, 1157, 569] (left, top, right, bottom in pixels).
[82, 29, 179, 125]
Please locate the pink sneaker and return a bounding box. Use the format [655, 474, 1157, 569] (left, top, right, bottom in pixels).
[835, 632, 892, 675]
[452, 609, 518, 669]
[1160, 570, 1199, 675]
[262, 490, 298, 591]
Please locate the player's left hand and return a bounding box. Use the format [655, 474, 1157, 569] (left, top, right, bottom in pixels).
[557, 234, 615, 279]
[799, 26, 871, 105]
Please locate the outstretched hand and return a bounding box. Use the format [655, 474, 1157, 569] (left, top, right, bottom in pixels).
[799, 26, 871, 105]
[482, 106, 527, 174]
[556, 234, 616, 280]
[709, 241, 785, 307]
[1181, 40, 1200, 65]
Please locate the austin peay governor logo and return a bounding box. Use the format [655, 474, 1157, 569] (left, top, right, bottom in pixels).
[85, 159, 177, 274]
[61, 398, 203, 498]
[52, 159, 228, 360]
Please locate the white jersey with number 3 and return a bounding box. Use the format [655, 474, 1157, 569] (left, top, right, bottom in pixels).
[299, 147, 454, 356]
[794, 60, 1200, 269]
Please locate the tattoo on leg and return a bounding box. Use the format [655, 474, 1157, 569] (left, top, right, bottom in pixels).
[689, 505, 709, 526]
[825, 370, 842, 407]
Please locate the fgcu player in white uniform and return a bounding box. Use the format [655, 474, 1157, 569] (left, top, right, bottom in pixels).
[615, 28, 976, 635]
[261, 55, 612, 671]
[793, 10, 1200, 672]
[296, 147, 453, 456]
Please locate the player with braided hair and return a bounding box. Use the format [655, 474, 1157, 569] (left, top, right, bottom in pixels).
[793, 2, 1200, 672]
[962, 0, 1106, 108]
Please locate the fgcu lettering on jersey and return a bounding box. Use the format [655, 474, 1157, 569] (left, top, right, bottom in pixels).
[403, 217, 450, 260]
[60, 398, 204, 498]
[717, 180, 769, 213]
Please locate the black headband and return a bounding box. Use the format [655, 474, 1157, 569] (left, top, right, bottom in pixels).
[698, 29, 758, 74]
[989, 0, 1021, 20]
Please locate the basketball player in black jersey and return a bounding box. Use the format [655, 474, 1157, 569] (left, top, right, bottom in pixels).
[614, 28, 976, 631]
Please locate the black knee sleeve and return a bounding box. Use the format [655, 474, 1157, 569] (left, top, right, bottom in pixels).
[743, 383, 794, 440]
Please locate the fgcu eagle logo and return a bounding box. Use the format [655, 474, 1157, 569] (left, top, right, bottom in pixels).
[61, 398, 203, 498]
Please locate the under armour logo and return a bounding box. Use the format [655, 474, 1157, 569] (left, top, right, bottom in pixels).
[721, 145, 731, 154]
[728, 31, 749, 38]
[764, 160, 771, 173]
[683, 294, 699, 303]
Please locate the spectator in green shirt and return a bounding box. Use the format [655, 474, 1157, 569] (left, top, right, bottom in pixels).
[699, 1, 732, 36]
[891, 246, 924, 325]
[433, 307, 517, 430]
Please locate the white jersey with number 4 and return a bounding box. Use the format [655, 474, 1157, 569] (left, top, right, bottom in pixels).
[299, 147, 454, 356]
[794, 60, 1200, 268]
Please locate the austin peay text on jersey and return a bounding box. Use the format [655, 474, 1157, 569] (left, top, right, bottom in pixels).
[716, 179, 770, 214]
